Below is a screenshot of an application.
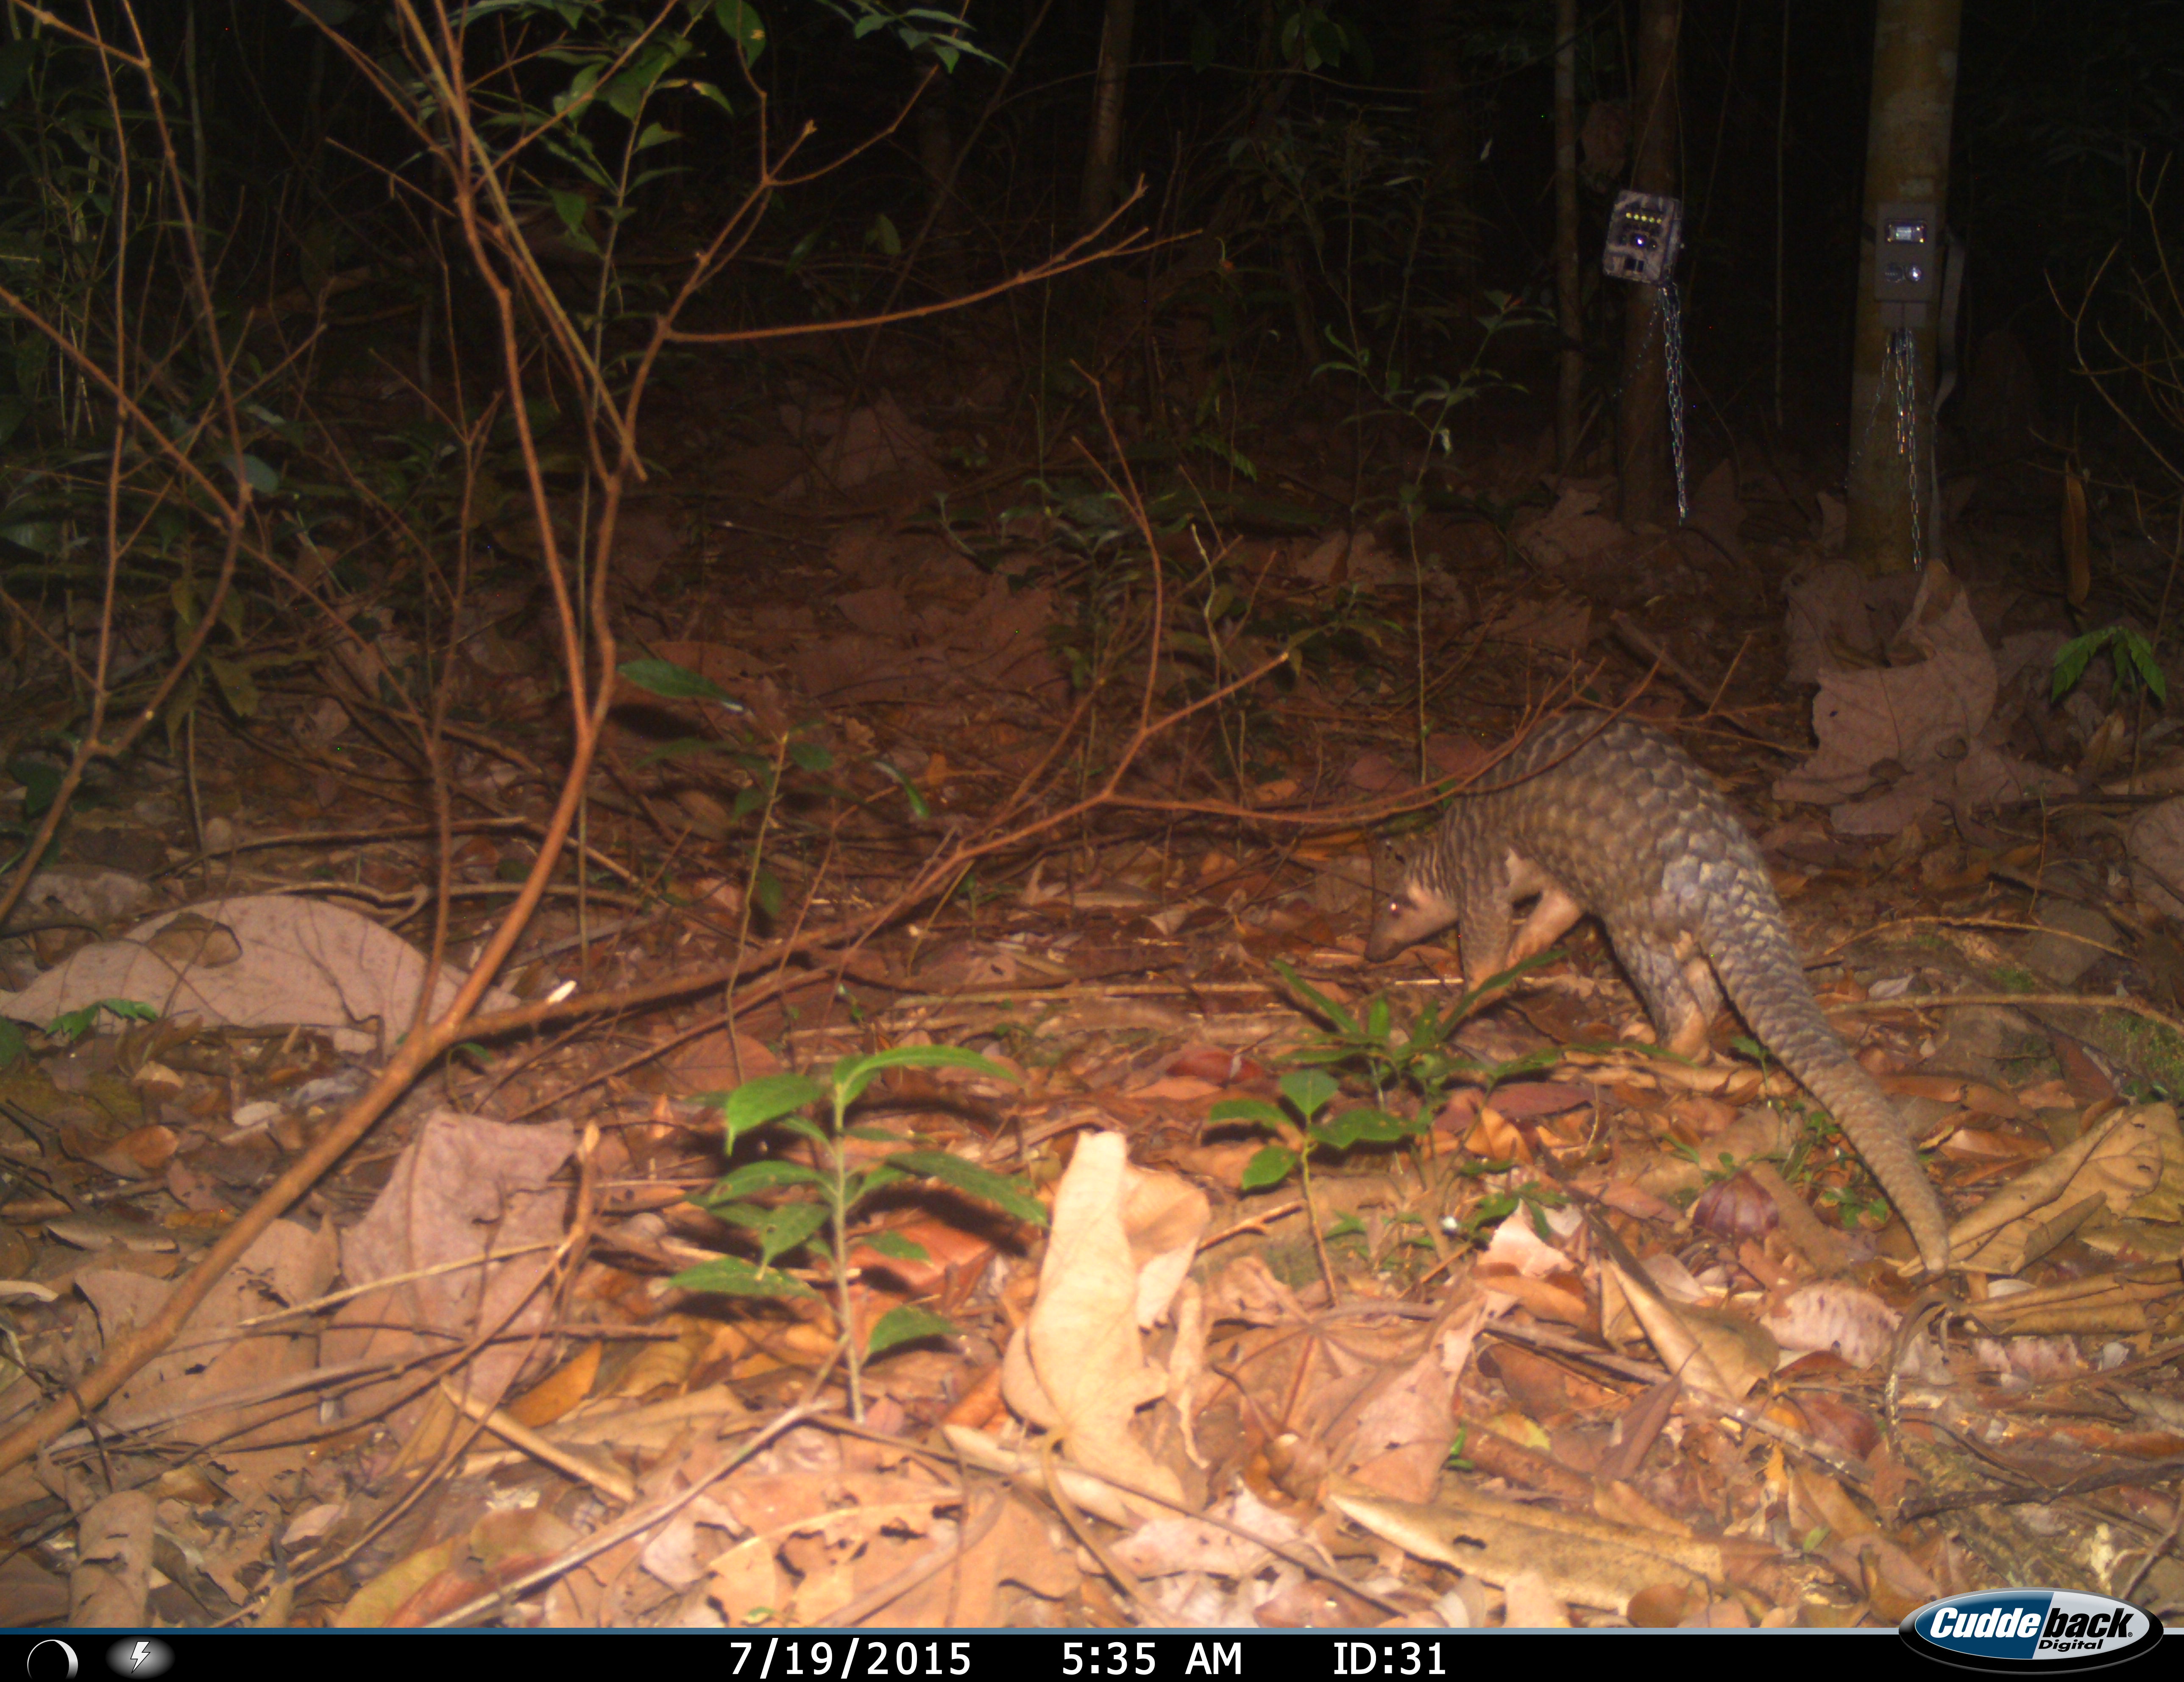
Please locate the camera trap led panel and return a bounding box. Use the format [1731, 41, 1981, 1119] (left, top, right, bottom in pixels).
[1875, 202, 1941, 327]
[1603, 190, 1682, 286]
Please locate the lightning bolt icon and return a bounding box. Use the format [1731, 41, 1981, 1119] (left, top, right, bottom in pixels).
[128, 1643, 149, 1672]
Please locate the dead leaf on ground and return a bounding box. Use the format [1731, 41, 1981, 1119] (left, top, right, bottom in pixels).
[0, 896, 518, 1054]
[324, 1112, 576, 1443]
[1001, 1131, 1208, 1518]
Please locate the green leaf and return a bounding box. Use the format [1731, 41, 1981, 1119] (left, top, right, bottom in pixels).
[712, 0, 766, 64]
[635, 737, 729, 768]
[721, 1200, 829, 1268]
[549, 187, 591, 238]
[1206, 1097, 1289, 1130]
[1271, 958, 1360, 1038]
[2052, 628, 2109, 700]
[866, 1304, 952, 1357]
[1279, 1068, 1339, 1122]
[0, 1017, 25, 1068]
[617, 657, 747, 707]
[239, 454, 281, 493]
[1366, 995, 1390, 1043]
[883, 1150, 1047, 1225]
[1239, 1146, 1299, 1191]
[858, 1230, 930, 1262]
[774, 1115, 831, 1150]
[1453, 947, 1566, 1015]
[7, 757, 60, 818]
[1309, 1107, 1418, 1150]
[698, 1159, 830, 1201]
[671, 1255, 816, 1299]
[858, 1166, 911, 1197]
[700, 1072, 823, 1141]
[208, 656, 261, 719]
[830, 1044, 1018, 1110]
[787, 739, 834, 773]
[2123, 629, 2169, 703]
[874, 759, 931, 819]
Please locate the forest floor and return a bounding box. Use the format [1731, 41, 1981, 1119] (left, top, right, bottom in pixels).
[2, 325, 2181, 1631]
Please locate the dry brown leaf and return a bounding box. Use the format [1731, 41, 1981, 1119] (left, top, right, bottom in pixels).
[1589, 1216, 1771, 1400]
[80, 1216, 337, 1456]
[1001, 1132, 1205, 1517]
[84, 1123, 178, 1179]
[1761, 1281, 1903, 1370]
[1500, 1570, 1573, 1627]
[325, 1112, 575, 1437]
[70, 1490, 156, 1627]
[2062, 466, 2090, 604]
[939, 1426, 1137, 1528]
[508, 1341, 602, 1427]
[0, 896, 518, 1053]
[1950, 1104, 2171, 1273]
[1343, 1347, 1455, 1502]
[1112, 1486, 1311, 1578]
[1331, 1480, 1723, 1615]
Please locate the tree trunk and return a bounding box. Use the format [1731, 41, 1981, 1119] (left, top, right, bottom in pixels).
[1418, 0, 1475, 285]
[1844, 0, 1963, 575]
[1616, 0, 1680, 527]
[1078, 0, 1137, 232]
[1554, 0, 1583, 469]
[913, 78, 967, 296]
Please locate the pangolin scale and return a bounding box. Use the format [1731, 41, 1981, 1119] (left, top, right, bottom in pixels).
[1366, 712, 1950, 1275]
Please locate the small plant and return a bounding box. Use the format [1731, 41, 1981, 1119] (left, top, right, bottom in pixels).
[2053, 623, 2167, 707]
[1207, 1065, 1419, 1291]
[1271, 955, 1560, 1118]
[676, 1045, 1044, 1418]
[1445, 1168, 1566, 1242]
[1664, 1142, 1751, 1187]
[45, 998, 157, 1044]
[1817, 1184, 1890, 1233]
[1209, 1067, 1421, 1197]
[1229, 956, 1590, 1280]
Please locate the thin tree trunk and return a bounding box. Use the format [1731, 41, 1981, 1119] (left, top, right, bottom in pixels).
[1078, 0, 1137, 232]
[914, 78, 967, 296]
[1418, 0, 1475, 285]
[1554, 0, 1584, 469]
[1774, 0, 1791, 430]
[1844, 0, 1963, 574]
[1617, 0, 1680, 527]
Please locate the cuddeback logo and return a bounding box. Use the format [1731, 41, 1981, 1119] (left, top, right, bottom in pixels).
[1900, 1589, 2163, 1671]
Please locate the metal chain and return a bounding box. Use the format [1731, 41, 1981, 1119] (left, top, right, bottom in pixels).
[1660, 279, 1688, 522]
[1851, 326, 1928, 569]
[1886, 326, 1925, 568]
[1618, 282, 1690, 522]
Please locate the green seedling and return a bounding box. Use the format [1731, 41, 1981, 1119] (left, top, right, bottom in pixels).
[677, 1045, 1044, 1419]
[1271, 954, 1563, 1121]
[2053, 624, 2167, 708]
[1451, 1179, 1567, 1243]
[1207, 1067, 1422, 1197]
[45, 998, 157, 1043]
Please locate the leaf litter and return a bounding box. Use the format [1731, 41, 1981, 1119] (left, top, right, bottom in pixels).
[3, 423, 2183, 1635]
